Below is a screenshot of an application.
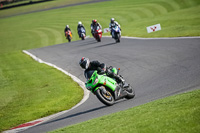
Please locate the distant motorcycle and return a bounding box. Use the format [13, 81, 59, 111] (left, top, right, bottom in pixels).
[111, 26, 121, 43]
[78, 27, 86, 40]
[85, 66, 135, 106]
[65, 30, 72, 42]
[93, 26, 102, 42]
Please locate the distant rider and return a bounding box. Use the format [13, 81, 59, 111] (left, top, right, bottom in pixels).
[64, 25, 72, 36]
[90, 20, 95, 37]
[77, 21, 86, 38]
[90, 19, 102, 37]
[79, 57, 125, 84]
[109, 18, 121, 38]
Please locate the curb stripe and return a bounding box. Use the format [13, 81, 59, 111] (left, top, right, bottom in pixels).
[11, 120, 43, 129]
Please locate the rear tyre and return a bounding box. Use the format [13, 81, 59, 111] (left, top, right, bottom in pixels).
[125, 85, 135, 99]
[95, 86, 114, 106]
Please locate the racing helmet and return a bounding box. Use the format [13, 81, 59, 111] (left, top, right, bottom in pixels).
[93, 19, 97, 24]
[66, 25, 69, 28]
[111, 18, 115, 23]
[78, 21, 82, 25]
[79, 57, 90, 69]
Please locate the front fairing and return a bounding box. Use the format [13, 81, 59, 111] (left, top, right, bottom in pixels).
[85, 71, 98, 91]
[80, 27, 85, 33]
[66, 31, 72, 37]
[112, 26, 120, 33]
[85, 71, 117, 93]
[94, 26, 102, 34]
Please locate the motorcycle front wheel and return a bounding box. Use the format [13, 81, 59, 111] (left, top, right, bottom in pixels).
[125, 85, 135, 99]
[95, 86, 114, 106]
[98, 38, 101, 42]
[81, 33, 85, 40]
[97, 36, 101, 42]
[116, 34, 120, 43]
[68, 36, 71, 42]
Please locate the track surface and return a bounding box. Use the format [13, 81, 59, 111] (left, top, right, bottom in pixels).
[22, 37, 200, 133]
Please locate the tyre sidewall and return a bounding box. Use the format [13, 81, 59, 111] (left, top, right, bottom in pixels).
[95, 87, 114, 106]
[125, 85, 135, 99]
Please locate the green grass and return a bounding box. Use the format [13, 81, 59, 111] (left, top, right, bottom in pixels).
[0, 0, 200, 132]
[0, 0, 92, 18]
[50, 89, 200, 133]
[0, 52, 84, 132]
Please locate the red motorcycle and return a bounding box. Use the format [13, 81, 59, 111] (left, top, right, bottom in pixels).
[93, 26, 102, 42]
[65, 30, 72, 42]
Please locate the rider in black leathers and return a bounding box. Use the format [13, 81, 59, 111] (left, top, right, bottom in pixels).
[79, 57, 125, 84]
[109, 18, 121, 38]
[77, 21, 86, 38]
[90, 19, 102, 37]
[64, 25, 72, 36]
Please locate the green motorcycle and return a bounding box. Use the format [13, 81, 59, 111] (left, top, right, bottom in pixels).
[85, 67, 135, 106]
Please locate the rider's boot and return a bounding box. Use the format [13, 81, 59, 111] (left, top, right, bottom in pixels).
[115, 86, 127, 100]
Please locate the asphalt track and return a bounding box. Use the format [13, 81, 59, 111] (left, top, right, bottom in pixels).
[22, 37, 200, 133]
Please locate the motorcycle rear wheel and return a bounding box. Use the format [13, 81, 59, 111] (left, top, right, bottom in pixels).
[95, 86, 114, 106]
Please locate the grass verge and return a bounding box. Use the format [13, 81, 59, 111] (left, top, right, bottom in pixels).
[50, 89, 200, 133]
[0, 51, 84, 132]
[0, 0, 200, 131]
[0, 0, 92, 18]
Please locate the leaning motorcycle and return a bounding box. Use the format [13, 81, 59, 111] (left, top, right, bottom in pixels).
[78, 27, 86, 40]
[65, 30, 72, 42]
[111, 26, 121, 43]
[93, 26, 102, 42]
[85, 67, 135, 106]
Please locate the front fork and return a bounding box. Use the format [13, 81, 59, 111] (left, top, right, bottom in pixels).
[114, 86, 127, 100]
[112, 31, 121, 39]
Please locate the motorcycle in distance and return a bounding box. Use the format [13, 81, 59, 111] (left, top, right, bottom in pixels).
[93, 26, 102, 42]
[65, 30, 72, 42]
[85, 66, 135, 106]
[111, 25, 121, 43]
[78, 27, 86, 40]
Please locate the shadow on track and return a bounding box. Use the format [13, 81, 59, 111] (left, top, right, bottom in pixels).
[93, 42, 117, 48]
[39, 105, 107, 126]
[77, 40, 99, 47]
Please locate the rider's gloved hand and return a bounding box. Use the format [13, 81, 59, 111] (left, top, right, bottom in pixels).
[98, 70, 105, 75]
[97, 67, 105, 75]
[105, 68, 112, 75]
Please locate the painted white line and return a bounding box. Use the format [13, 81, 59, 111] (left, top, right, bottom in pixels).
[3, 50, 90, 133]
[103, 35, 200, 39]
